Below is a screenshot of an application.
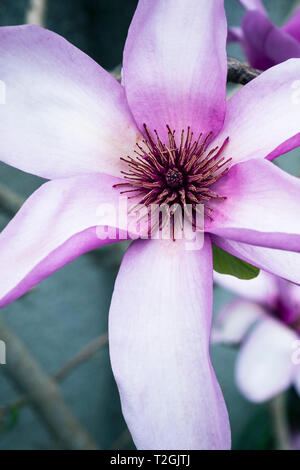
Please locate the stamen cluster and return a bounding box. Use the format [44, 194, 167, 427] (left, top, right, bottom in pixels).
[114, 124, 231, 226]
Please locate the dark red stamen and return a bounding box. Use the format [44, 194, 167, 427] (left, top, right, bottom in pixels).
[114, 124, 231, 229]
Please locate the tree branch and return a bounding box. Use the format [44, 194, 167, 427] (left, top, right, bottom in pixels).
[110, 59, 261, 86]
[0, 183, 25, 216]
[270, 393, 291, 450]
[0, 314, 99, 450]
[26, 0, 47, 26]
[227, 57, 261, 85]
[1, 332, 108, 416]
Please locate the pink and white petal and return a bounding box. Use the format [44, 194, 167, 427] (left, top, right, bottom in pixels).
[283, 6, 300, 42]
[237, 0, 266, 13]
[227, 27, 244, 43]
[236, 318, 297, 402]
[241, 12, 279, 71]
[265, 133, 300, 161]
[288, 283, 300, 313]
[212, 299, 266, 345]
[215, 59, 300, 166]
[211, 235, 300, 285]
[207, 159, 300, 252]
[0, 173, 143, 308]
[109, 235, 230, 450]
[242, 10, 300, 70]
[275, 278, 300, 324]
[0, 25, 140, 179]
[214, 270, 277, 307]
[122, 0, 227, 143]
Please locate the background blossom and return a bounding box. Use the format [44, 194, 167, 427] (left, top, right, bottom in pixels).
[229, 0, 300, 69]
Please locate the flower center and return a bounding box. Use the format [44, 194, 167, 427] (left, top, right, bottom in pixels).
[165, 168, 184, 189]
[114, 124, 231, 231]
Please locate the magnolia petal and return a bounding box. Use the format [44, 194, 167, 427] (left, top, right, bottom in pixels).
[266, 133, 300, 161]
[241, 11, 278, 70]
[214, 270, 277, 307]
[0, 173, 143, 308]
[242, 10, 300, 70]
[283, 6, 300, 43]
[109, 235, 231, 450]
[215, 59, 300, 165]
[227, 27, 243, 43]
[207, 159, 300, 252]
[122, 0, 227, 142]
[212, 298, 266, 345]
[288, 283, 300, 315]
[0, 25, 140, 179]
[236, 318, 297, 402]
[275, 278, 300, 324]
[211, 235, 300, 286]
[238, 0, 266, 13]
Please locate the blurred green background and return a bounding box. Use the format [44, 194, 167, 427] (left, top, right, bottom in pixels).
[0, 0, 299, 450]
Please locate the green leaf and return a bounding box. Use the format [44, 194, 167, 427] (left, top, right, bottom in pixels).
[6, 405, 20, 432]
[213, 245, 259, 280]
[0, 405, 20, 435]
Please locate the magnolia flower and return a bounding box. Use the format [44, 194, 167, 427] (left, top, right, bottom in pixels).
[229, 0, 300, 70]
[213, 271, 300, 402]
[1, 0, 300, 450]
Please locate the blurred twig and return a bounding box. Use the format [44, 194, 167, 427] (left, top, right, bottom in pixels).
[227, 57, 261, 84]
[270, 393, 291, 450]
[109, 428, 132, 450]
[26, 0, 47, 26]
[111, 64, 122, 83]
[1, 332, 108, 412]
[55, 333, 108, 382]
[0, 183, 25, 216]
[0, 314, 99, 450]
